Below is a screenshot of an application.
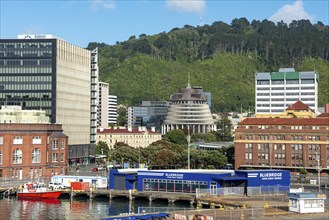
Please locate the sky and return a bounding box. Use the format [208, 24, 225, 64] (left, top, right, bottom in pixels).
[0, 0, 328, 48]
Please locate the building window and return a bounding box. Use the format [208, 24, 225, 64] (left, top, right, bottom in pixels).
[13, 136, 23, 145]
[52, 139, 58, 149]
[0, 150, 2, 164]
[60, 153, 64, 162]
[32, 148, 41, 163]
[32, 136, 42, 144]
[0, 136, 3, 145]
[61, 140, 65, 149]
[13, 149, 22, 164]
[52, 153, 58, 162]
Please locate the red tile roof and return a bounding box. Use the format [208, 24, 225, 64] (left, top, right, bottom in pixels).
[286, 101, 312, 111]
[317, 113, 329, 118]
[97, 128, 160, 134]
[240, 117, 329, 126]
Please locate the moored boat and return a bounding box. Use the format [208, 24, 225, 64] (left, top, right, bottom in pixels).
[17, 182, 62, 199]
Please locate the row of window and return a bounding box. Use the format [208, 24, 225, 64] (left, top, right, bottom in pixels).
[0, 42, 53, 49]
[0, 58, 53, 66]
[0, 75, 52, 83]
[0, 149, 65, 164]
[257, 92, 315, 96]
[0, 137, 65, 149]
[245, 144, 329, 152]
[0, 66, 53, 74]
[244, 125, 325, 130]
[257, 79, 315, 85]
[143, 178, 208, 193]
[257, 86, 315, 91]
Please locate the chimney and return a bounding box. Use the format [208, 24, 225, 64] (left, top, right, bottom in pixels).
[151, 127, 155, 132]
[128, 126, 132, 132]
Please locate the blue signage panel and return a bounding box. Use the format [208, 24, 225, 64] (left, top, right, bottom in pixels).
[235, 170, 290, 187]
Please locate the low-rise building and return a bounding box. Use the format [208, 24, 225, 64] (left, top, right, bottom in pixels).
[0, 106, 68, 179]
[0, 124, 68, 179]
[234, 101, 329, 173]
[97, 126, 162, 148]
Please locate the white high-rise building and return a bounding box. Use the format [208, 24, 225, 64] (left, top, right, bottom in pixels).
[97, 82, 109, 128]
[255, 68, 318, 116]
[108, 95, 117, 125]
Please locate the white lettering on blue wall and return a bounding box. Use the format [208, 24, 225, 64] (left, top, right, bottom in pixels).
[165, 173, 184, 179]
[259, 172, 282, 180]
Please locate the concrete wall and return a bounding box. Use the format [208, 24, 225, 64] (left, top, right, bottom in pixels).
[56, 39, 91, 145]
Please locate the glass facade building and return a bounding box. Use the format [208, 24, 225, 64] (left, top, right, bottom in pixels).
[0, 39, 56, 122]
[0, 36, 98, 164]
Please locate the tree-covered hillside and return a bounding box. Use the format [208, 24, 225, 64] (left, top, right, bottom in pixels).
[88, 18, 329, 112]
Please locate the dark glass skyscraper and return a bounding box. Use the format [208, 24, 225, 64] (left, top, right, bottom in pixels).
[0, 39, 56, 121]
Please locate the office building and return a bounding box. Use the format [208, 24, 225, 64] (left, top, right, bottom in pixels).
[108, 95, 118, 125]
[97, 82, 109, 128]
[255, 68, 318, 116]
[0, 106, 68, 179]
[127, 101, 170, 132]
[0, 34, 97, 164]
[234, 101, 329, 173]
[162, 84, 216, 135]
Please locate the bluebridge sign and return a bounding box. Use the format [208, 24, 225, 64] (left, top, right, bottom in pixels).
[236, 170, 290, 187]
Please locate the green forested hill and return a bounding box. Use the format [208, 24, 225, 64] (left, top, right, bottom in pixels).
[88, 18, 329, 112]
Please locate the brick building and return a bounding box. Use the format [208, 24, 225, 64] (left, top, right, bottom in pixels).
[0, 123, 68, 179]
[234, 102, 329, 173]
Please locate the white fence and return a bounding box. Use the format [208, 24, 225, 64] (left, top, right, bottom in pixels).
[196, 186, 290, 198]
[196, 187, 245, 198]
[0, 177, 51, 188]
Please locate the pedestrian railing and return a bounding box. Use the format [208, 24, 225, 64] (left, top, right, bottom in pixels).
[196, 186, 290, 199]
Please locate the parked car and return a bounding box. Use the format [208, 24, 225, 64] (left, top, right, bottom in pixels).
[48, 182, 66, 190]
[92, 167, 99, 172]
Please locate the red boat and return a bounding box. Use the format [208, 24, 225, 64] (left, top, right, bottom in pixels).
[17, 182, 63, 199]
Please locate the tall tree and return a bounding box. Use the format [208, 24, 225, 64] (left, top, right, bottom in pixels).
[215, 114, 234, 141]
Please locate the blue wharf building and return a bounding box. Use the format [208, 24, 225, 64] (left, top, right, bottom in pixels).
[108, 169, 290, 194]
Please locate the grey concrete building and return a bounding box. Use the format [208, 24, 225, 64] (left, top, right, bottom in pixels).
[97, 81, 109, 128]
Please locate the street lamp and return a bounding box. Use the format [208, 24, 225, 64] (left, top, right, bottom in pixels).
[316, 152, 322, 192]
[187, 125, 190, 169]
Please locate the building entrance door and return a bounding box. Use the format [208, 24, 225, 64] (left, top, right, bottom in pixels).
[210, 182, 217, 196]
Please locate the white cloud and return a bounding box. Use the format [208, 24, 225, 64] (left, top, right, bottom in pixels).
[269, 0, 314, 24]
[166, 0, 205, 14]
[91, 0, 115, 12]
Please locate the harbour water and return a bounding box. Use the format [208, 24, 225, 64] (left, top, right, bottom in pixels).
[0, 196, 193, 220]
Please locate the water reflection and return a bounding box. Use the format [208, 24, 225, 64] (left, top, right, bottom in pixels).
[0, 197, 192, 219]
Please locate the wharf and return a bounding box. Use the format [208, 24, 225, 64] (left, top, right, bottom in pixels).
[65, 189, 196, 205]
